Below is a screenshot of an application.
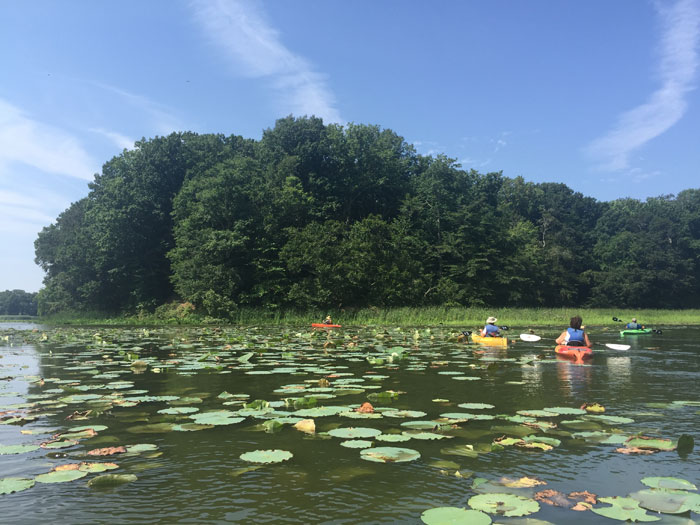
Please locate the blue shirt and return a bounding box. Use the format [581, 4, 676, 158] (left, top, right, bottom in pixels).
[482, 324, 500, 337]
[626, 322, 642, 329]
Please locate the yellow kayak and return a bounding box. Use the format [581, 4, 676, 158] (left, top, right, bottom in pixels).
[471, 334, 508, 347]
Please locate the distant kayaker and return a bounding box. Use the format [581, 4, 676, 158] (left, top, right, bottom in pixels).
[481, 316, 500, 337]
[626, 318, 643, 329]
[322, 316, 333, 325]
[556, 315, 592, 347]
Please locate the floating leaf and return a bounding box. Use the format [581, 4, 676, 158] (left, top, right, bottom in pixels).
[35, 470, 87, 483]
[157, 407, 199, 415]
[468, 493, 540, 517]
[87, 446, 127, 456]
[420, 506, 492, 525]
[625, 436, 676, 451]
[641, 477, 697, 491]
[457, 403, 494, 410]
[340, 439, 373, 449]
[629, 488, 700, 514]
[87, 474, 137, 488]
[240, 449, 293, 464]
[677, 434, 694, 455]
[360, 446, 420, 463]
[0, 477, 35, 494]
[591, 496, 661, 522]
[376, 434, 411, 443]
[0, 444, 39, 455]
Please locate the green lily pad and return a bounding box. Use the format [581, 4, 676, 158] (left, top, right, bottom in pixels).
[641, 477, 697, 491]
[382, 410, 427, 418]
[239, 449, 293, 464]
[457, 403, 494, 410]
[0, 444, 40, 455]
[172, 423, 214, 432]
[189, 411, 244, 426]
[376, 434, 412, 443]
[542, 407, 587, 416]
[468, 493, 539, 517]
[328, 427, 382, 439]
[0, 477, 35, 494]
[625, 437, 676, 451]
[591, 496, 661, 522]
[421, 506, 492, 524]
[157, 407, 199, 415]
[584, 414, 635, 425]
[79, 462, 119, 473]
[125, 443, 158, 453]
[35, 470, 88, 483]
[360, 446, 420, 463]
[340, 440, 373, 449]
[629, 489, 700, 514]
[87, 473, 138, 488]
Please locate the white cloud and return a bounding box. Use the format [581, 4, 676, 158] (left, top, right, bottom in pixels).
[89, 128, 134, 151]
[0, 99, 97, 181]
[191, 0, 342, 124]
[586, 0, 700, 171]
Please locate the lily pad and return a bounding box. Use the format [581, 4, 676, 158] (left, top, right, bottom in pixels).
[35, 470, 88, 483]
[87, 473, 138, 488]
[468, 493, 540, 517]
[0, 444, 40, 455]
[591, 496, 661, 522]
[360, 446, 420, 463]
[0, 477, 35, 494]
[457, 403, 494, 410]
[340, 439, 373, 449]
[629, 489, 700, 514]
[641, 477, 697, 491]
[421, 506, 492, 524]
[239, 449, 293, 464]
[328, 427, 382, 439]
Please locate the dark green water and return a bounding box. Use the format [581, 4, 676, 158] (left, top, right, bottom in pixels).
[1, 324, 698, 524]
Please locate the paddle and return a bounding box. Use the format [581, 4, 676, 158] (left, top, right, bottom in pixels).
[519, 333, 630, 351]
[612, 317, 662, 334]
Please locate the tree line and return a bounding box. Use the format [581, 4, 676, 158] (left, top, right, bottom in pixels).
[34, 116, 700, 316]
[0, 290, 38, 316]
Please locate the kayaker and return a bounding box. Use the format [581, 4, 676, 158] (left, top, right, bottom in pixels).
[556, 316, 592, 347]
[322, 316, 333, 325]
[625, 318, 644, 329]
[481, 316, 500, 337]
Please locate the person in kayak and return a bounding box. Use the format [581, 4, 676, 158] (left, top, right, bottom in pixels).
[481, 316, 500, 337]
[556, 316, 592, 347]
[322, 315, 333, 325]
[625, 318, 644, 329]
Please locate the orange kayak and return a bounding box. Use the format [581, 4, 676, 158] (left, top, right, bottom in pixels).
[311, 323, 342, 328]
[555, 345, 592, 363]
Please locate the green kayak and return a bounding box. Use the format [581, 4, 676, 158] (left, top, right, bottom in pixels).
[620, 328, 652, 336]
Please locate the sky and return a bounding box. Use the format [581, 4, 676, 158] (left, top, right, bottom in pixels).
[2, 0, 700, 293]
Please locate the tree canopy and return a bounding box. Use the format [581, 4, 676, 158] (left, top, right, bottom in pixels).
[34, 116, 700, 316]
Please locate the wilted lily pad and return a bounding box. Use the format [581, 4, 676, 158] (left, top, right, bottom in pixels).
[239, 449, 293, 464]
[591, 496, 661, 522]
[420, 506, 492, 524]
[360, 446, 420, 463]
[0, 477, 35, 494]
[468, 493, 540, 517]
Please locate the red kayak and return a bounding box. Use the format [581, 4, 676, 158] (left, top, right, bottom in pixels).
[555, 345, 592, 363]
[311, 323, 342, 328]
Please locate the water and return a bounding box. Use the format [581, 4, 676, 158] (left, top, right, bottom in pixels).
[0, 325, 698, 523]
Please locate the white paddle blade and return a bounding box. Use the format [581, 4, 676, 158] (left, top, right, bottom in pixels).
[605, 343, 630, 351]
[520, 334, 541, 342]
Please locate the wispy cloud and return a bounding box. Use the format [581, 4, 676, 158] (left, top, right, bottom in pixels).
[586, 0, 700, 171]
[191, 0, 342, 123]
[89, 127, 134, 151]
[0, 99, 96, 181]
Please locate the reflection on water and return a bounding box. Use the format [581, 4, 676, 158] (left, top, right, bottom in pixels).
[0, 325, 698, 524]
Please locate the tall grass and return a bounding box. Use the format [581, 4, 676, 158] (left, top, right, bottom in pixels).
[38, 307, 700, 327]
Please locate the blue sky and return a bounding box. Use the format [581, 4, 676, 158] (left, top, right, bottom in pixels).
[2, 0, 699, 292]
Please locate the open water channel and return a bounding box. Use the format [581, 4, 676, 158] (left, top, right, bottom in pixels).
[0, 323, 698, 524]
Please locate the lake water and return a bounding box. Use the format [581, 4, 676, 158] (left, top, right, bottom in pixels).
[1, 324, 698, 523]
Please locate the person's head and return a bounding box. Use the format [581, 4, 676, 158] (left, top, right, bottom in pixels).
[569, 316, 583, 330]
[486, 316, 497, 325]
[632, 318, 637, 322]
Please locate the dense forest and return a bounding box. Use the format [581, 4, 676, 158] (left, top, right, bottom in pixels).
[0, 290, 38, 316]
[34, 116, 700, 316]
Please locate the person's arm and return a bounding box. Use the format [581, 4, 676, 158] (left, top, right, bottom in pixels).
[584, 333, 592, 347]
[555, 331, 566, 345]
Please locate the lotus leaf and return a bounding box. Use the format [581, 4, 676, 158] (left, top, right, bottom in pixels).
[440, 445, 479, 458]
[35, 470, 88, 483]
[630, 489, 700, 514]
[542, 407, 587, 416]
[625, 436, 676, 451]
[641, 477, 697, 491]
[78, 462, 119, 473]
[376, 434, 411, 443]
[0, 477, 35, 495]
[0, 444, 39, 455]
[173, 423, 213, 432]
[239, 449, 293, 464]
[328, 427, 381, 439]
[468, 493, 540, 517]
[584, 414, 635, 425]
[41, 439, 79, 449]
[382, 409, 427, 418]
[157, 407, 199, 415]
[126, 423, 175, 433]
[189, 411, 244, 426]
[360, 446, 420, 463]
[591, 496, 661, 522]
[126, 443, 158, 453]
[457, 403, 494, 410]
[420, 506, 492, 525]
[402, 431, 450, 440]
[87, 474, 138, 488]
[340, 439, 373, 449]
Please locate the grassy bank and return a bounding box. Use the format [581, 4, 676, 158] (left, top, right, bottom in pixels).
[38, 307, 699, 327]
[0, 315, 39, 321]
